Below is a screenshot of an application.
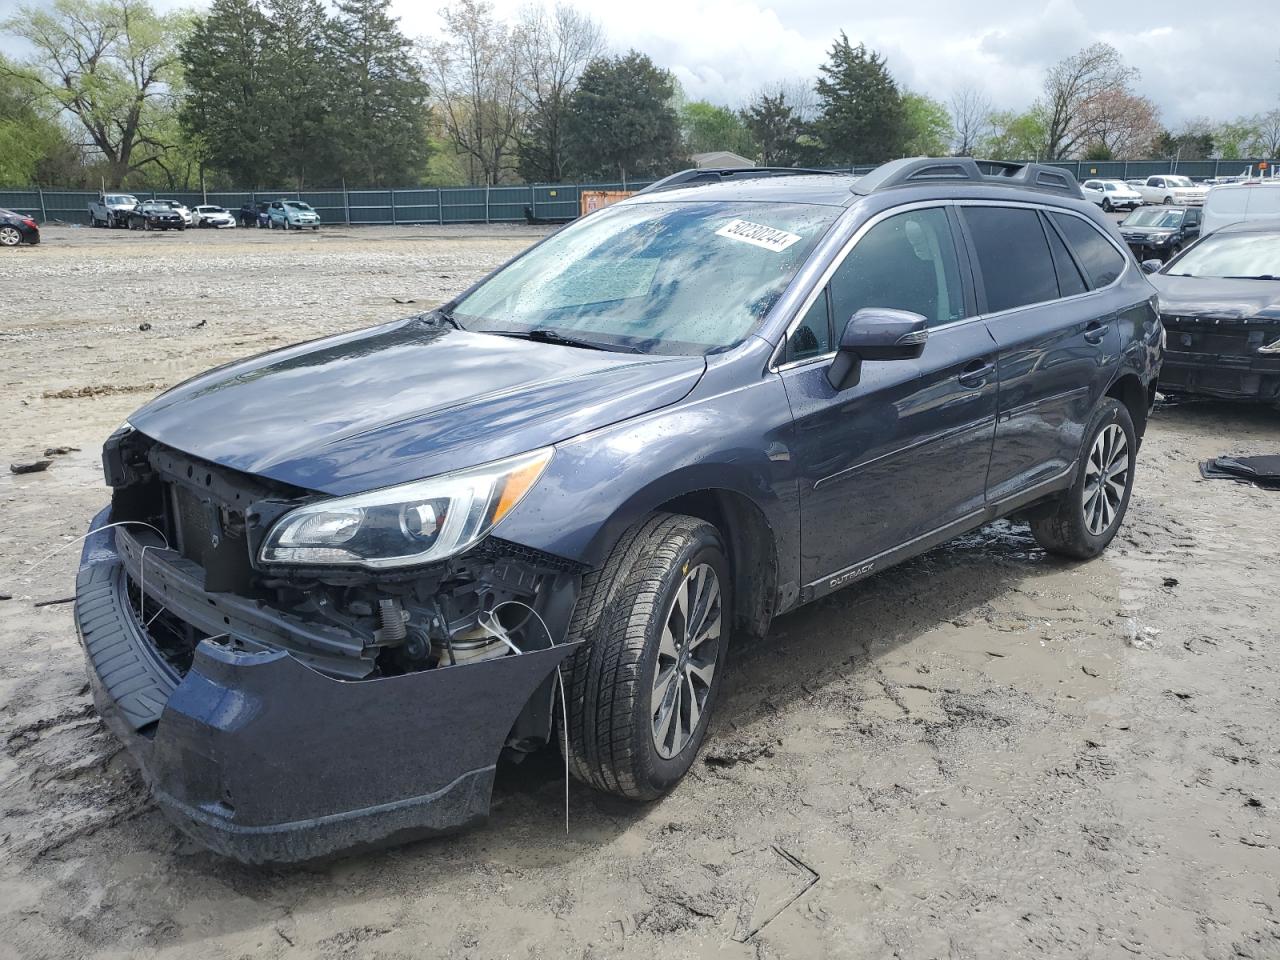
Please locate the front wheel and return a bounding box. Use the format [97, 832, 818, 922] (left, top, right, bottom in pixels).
[1163, 195, 1173, 205]
[1030, 398, 1136, 560]
[1102, 199, 1112, 212]
[563, 513, 730, 800]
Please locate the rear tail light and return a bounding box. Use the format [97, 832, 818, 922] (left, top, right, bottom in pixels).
[21, 218, 37, 229]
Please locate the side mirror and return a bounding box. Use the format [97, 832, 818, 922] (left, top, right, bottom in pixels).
[1141, 259, 1162, 274]
[827, 308, 928, 391]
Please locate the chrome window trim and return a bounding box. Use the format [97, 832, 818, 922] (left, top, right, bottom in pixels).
[770, 198, 1132, 371]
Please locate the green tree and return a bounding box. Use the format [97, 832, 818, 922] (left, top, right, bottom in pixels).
[741, 89, 804, 166]
[1153, 123, 1214, 161]
[901, 91, 953, 157]
[563, 51, 685, 182]
[328, 0, 430, 185]
[982, 108, 1049, 160]
[810, 33, 905, 164]
[680, 100, 755, 158]
[264, 0, 337, 185]
[179, 0, 277, 186]
[2, 0, 187, 185]
[0, 56, 84, 185]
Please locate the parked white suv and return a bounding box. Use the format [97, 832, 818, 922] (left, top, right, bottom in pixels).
[1081, 179, 1144, 212]
[1200, 181, 1280, 236]
[1135, 175, 1209, 206]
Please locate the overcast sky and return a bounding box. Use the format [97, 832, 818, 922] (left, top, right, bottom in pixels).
[2, 0, 1276, 125]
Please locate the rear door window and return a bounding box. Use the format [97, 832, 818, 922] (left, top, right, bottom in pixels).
[1048, 213, 1126, 288]
[961, 206, 1059, 312]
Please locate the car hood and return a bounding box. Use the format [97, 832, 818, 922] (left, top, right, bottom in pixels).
[1121, 224, 1178, 236]
[1150, 275, 1280, 321]
[127, 319, 707, 496]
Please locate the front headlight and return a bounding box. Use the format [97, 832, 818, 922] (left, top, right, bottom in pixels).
[258, 447, 553, 569]
[1153, 232, 1174, 243]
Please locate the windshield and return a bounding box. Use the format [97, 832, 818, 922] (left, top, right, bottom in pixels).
[1124, 209, 1184, 228]
[285, 201, 313, 211]
[1168, 232, 1280, 279]
[453, 200, 839, 355]
[141, 203, 170, 213]
[198, 206, 225, 213]
[1165, 176, 1194, 188]
[107, 195, 136, 205]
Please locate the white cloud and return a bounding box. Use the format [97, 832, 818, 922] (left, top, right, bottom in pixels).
[3, 0, 1275, 125]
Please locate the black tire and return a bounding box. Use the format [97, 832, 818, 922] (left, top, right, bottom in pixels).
[1163, 195, 1173, 205]
[1102, 199, 1112, 212]
[563, 513, 730, 800]
[1030, 398, 1136, 560]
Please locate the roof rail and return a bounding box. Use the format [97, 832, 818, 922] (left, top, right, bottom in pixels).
[636, 167, 845, 195]
[850, 157, 1084, 199]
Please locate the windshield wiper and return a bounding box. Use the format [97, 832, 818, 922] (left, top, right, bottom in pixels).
[481, 328, 642, 353]
[1223, 275, 1279, 281]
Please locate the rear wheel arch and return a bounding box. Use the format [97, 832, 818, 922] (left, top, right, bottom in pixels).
[1105, 372, 1150, 443]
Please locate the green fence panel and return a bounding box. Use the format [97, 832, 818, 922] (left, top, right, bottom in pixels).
[9, 161, 1279, 226]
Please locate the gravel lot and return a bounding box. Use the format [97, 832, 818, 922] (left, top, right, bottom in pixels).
[1, 224, 1279, 960]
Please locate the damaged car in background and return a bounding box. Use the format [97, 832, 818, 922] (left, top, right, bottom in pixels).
[1148, 220, 1280, 404]
[75, 158, 1161, 863]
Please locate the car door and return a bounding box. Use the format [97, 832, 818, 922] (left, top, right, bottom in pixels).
[963, 204, 1124, 504]
[778, 204, 999, 594]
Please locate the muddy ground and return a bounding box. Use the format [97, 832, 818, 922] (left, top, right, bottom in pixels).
[1, 224, 1278, 960]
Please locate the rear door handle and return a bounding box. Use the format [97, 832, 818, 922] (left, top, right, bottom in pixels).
[1084, 321, 1108, 344]
[958, 359, 995, 388]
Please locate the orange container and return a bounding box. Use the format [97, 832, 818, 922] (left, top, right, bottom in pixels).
[579, 190, 633, 216]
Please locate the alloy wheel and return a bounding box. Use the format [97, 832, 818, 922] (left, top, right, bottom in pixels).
[0, 226, 20, 246]
[1083, 423, 1129, 536]
[651, 562, 723, 759]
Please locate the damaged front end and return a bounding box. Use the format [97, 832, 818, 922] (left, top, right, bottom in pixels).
[75, 427, 583, 862]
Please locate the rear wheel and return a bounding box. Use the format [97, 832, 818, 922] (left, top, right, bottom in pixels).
[0, 225, 21, 246]
[563, 513, 730, 800]
[1030, 398, 1136, 560]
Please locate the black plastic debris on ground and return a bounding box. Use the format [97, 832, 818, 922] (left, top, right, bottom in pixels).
[1199, 455, 1280, 490]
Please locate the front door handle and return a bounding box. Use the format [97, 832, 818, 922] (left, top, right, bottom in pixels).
[1084, 321, 1108, 345]
[958, 359, 995, 388]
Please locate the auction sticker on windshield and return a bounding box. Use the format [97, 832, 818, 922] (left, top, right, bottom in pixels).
[715, 219, 803, 252]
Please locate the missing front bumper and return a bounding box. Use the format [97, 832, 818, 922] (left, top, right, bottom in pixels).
[74, 508, 578, 863]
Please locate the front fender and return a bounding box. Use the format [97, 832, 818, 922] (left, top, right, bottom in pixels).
[492, 348, 802, 594]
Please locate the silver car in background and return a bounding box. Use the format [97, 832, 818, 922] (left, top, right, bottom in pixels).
[267, 200, 321, 231]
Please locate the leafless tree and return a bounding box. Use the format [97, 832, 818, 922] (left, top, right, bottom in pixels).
[1042, 42, 1138, 160]
[1250, 109, 1280, 157]
[512, 3, 603, 182]
[1083, 89, 1161, 159]
[422, 0, 524, 185]
[949, 85, 992, 156]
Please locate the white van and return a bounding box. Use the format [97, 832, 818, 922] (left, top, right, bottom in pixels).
[1200, 181, 1280, 236]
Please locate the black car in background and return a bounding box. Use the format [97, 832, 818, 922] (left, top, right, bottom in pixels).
[0, 208, 40, 246]
[238, 201, 271, 228]
[127, 202, 186, 231]
[1149, 221, 1280, 403]
[1120, 205, 1201, 262]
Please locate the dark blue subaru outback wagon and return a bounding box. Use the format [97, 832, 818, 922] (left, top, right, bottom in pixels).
[75, 158, 1162, 862]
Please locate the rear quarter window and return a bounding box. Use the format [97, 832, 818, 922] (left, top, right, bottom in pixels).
[1049, 213, 1126, 288]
